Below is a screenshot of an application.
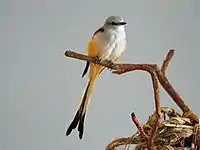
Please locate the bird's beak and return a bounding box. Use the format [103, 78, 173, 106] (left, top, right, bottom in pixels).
[119, 22, 127, 25]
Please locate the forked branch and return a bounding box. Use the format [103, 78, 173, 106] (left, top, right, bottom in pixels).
[64, 49, 199, 149]
[64, 50, 199, 123]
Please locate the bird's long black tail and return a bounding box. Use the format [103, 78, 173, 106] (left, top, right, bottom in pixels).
[66, 80, 91, 139]
[66, 63, 104, 139]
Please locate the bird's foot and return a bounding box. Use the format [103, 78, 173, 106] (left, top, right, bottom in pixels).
[92, 56, 101, 64]
[107, 60, 115, 70]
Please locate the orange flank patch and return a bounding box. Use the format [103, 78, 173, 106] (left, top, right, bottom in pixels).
[87, 39, 99, 57]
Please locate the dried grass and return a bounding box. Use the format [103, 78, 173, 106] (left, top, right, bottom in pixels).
[106, 107, 200, 150]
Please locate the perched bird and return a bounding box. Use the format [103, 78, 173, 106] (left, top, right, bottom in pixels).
[66, 16, 127, 139]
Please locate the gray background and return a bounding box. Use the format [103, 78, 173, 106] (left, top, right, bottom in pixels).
[2, 0, 200, 150]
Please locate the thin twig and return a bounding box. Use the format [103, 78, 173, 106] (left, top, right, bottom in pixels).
[131, 113, 148, 138]
[148, 72, 161, 150]
[161, 49, 175, 74]
[150, 72, 161, 118]
[125, 113, 148, 150]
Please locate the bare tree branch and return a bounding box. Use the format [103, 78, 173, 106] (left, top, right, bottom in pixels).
[64, 49, 199, 150]
[64, 50, 199, 123]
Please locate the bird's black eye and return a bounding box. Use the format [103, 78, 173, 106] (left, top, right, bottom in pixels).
[111, 22, 117, 25]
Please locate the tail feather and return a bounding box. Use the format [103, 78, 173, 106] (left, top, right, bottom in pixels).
[66, 64, 104, 139]
[66, 109, 81, 136]
[66, 80, 91, 139]
[77, 87, 89, 139]
[78, 112, 86, 139]
[82, 61, 89, 78]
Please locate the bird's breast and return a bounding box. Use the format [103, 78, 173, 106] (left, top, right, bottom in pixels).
[95, 29, 126, 61]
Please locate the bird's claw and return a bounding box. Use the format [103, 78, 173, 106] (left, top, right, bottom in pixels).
[92, 56, 101, 64]
[107, 60, 115, 71]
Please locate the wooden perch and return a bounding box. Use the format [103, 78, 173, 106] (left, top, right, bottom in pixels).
[64, 49, 199, 149]
[64, 50, 199, 123]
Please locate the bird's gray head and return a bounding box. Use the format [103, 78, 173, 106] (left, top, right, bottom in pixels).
[104, 16, 126, 30]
